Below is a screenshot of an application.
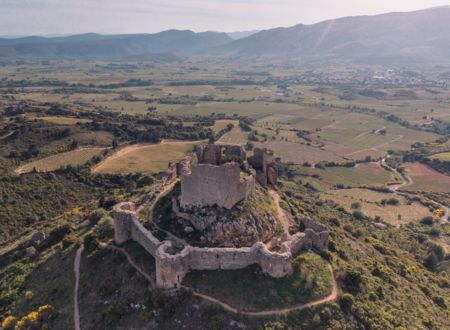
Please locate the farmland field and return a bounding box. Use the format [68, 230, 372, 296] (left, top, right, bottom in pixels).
[321, 188, 432, 226]
[212, 119, 238, 133]
[26, 115, 92, 125]
[16, 147, 106, 174]
[296, 163, 396, 187]
[402, 162, 450, 193]
[92, 140, 203, 174]
[430, 152, 450, 162]
[255, 140, 345, 164]
[217, 125, 248, 145]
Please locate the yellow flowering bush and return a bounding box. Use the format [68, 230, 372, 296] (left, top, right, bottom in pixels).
[1, 316, 17, 330]
[7, 304, 55, 330]
[24, 291, 33, 300]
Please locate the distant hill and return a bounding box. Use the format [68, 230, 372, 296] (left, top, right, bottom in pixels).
[2, 7, 450, 65]
[227, 30, 260, 40]
[220, 7, 450, 65]
[0, 30, 232, 59]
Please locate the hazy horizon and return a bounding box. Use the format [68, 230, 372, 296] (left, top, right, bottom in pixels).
[1, 0, 450, 37]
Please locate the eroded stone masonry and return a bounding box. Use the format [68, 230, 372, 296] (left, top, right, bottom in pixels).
[113, 143, 328, 289]
[165, 144, 278, 209]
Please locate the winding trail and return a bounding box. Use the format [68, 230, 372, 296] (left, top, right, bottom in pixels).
[100, 243, 155, 288]
[0, 130, 16, 140]
[268, 189, 293, 236]
[184, 263, 337, 317]
[73, 245, 84, 330]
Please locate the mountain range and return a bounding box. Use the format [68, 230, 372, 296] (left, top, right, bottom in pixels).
[1, 7, 450, 65]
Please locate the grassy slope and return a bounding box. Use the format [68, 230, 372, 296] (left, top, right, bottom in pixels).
[184, 252, 332, 311]
[94, 141, 201, 174]
[17, 148, 105, 173]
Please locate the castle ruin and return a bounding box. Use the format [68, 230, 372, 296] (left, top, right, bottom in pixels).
[113, 202, 329, 289]
[113, 143, 329, 289]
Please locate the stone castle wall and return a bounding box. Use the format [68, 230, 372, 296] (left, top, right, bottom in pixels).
[113, 203, 329, 289]
[180, 162, 255, 210]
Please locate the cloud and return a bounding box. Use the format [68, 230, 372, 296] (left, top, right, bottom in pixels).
[1, 0, 449, 35]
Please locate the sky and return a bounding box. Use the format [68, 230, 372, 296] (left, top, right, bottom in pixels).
[1, 0, 450, 36]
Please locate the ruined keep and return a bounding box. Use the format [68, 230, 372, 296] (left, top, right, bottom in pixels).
[170, 144, 277, 210]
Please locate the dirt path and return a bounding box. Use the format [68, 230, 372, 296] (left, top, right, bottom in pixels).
[269, 190, 293, 236]
[101, 243, 156, 288]
[186, 263, 337, 317]
[0, 130, 16, 140]
[73, 245, 84, 330]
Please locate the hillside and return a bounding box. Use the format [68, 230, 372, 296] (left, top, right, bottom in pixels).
[0, 30, 232, 59]
[220, 7, 450, 64]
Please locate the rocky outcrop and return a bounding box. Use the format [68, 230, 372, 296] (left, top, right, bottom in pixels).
[173, 186, 278, 247]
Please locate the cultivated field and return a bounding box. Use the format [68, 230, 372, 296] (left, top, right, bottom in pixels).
[402, 162, 450, 193]
[430, 152, 450, 162]
[321, 188, 432, 226]
[256, 141, 345, 164]
[217, 125, 248, 145]
[212, 119, 238, 133]
[92, 140, 202, 174]
[26, 115, 92, 125]
[16, 147, 106, 174]
[296, 163, 396, 187]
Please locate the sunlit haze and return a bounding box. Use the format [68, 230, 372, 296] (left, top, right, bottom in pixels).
[1, 0, 450, 36]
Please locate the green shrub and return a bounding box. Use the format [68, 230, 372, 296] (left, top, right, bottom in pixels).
[352, 210, 364, 220]
[84, 233, 99, 253]
[94, 216, 114, 240]
[339, 293, 354, 313]
[351, 202, 361, 209]
[88, 209, 108, 224]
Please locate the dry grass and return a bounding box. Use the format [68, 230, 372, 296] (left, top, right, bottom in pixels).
[321, 188, 432, 226]
[217, 125, 248, 145]
[16, 147, 105, 174]
[92, 140, 203, 174]
[297, 163, 395, 187]
[256, 141, 345, 164]
[26, 115, 92, 125]
[212, 119, 239, 133]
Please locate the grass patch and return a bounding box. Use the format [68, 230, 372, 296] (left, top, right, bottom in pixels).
[17, 148, 105, 174]
[93, 140, 202, 174]
[184, 252, 332, 311]
[27, 115, 92, 125]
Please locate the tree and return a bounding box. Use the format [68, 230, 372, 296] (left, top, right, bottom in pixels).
[339, 293, 354, 313]
[424, 252, 438, 271]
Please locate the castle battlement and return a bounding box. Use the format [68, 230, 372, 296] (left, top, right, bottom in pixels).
[113, 203, 329, 289]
